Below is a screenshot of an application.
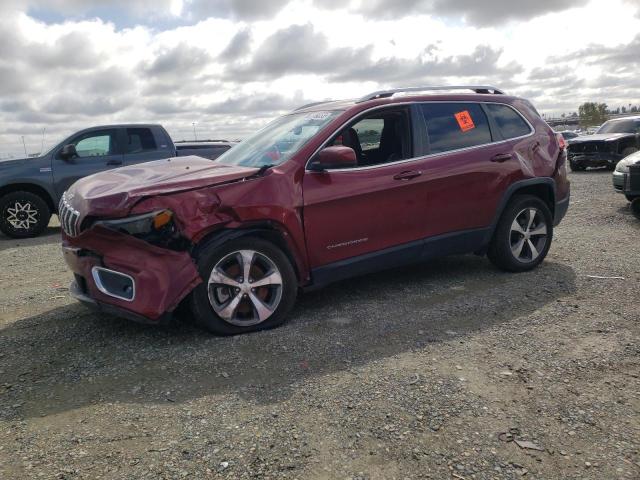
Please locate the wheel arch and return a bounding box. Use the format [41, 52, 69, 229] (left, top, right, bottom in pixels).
[619, 138, 639, 154]
[192, 223, 306, 284]
[0, 183, 56, 214]
[482, 178, 556, 248]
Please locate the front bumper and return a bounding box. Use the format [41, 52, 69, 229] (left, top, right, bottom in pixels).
[620, 166, 640, 197]
[62, 229, 201, 323]
[69, 278, 172, 324]
[613, 171, 625, 193]
[568, 152, 622, 167]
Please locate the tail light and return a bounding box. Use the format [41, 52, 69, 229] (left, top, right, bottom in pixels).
[555, 132, 568, 174]
[556, 133, 567, 150]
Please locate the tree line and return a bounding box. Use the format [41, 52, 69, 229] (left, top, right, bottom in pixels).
[558, 102, 640, 128]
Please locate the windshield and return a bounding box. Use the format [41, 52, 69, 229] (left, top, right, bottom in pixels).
[216, 111, 342, 168]
[597, 119, 640, 134]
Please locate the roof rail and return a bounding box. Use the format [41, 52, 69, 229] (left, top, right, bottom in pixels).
[294, 101, 332, 111]
[356, 85, 505, 103]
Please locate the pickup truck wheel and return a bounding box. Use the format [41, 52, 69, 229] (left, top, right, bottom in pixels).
[190, 237, 297, 335]
[631, 198, 640, 220]
[0, 191, 51, 239]
[488, 195, 553, 273]
[622, 147, 638, 158]
[569, 161, 585, 172]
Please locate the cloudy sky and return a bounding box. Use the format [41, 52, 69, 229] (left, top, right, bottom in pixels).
[0, 0, 639, 157]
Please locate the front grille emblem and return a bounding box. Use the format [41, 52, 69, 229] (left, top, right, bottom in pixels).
[59, 192, 81, 237]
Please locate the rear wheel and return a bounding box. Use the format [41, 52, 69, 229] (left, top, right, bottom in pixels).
[488, 195, 553, 273]
[622, 147, 638, 158]
[0, 191, 51, 238]
[189, 237, 297, 335]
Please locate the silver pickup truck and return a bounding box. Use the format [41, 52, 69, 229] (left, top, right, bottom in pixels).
[0, 124, 234, 238]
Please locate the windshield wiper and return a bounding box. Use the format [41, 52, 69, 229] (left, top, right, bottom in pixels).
[255, 164, 275, 176]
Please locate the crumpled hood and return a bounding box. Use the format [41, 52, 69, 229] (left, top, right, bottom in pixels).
[67, 156, 259, 218]
[570, 133, 633, 144]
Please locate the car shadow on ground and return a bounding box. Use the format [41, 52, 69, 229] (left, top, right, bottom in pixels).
[0, 256, 577, 420]
[0, 225, 61, 252]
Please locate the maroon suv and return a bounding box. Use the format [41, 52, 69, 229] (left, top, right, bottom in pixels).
[61, 86, 570, 335]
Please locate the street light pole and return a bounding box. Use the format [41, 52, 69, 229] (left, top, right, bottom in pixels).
[22, 136, 27, 156]
[192, 122, 198, 141]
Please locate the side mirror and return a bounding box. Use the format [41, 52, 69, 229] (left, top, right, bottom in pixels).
[60, 144, 77, 160]
[309, 146, 357, 171]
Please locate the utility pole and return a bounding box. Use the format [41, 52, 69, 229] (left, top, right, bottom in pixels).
[192, 122, 198, 141]
[41, 128, 46, 155]
[21, 136, 27, 156]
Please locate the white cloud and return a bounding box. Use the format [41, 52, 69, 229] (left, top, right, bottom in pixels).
[0, 0, 638, 157]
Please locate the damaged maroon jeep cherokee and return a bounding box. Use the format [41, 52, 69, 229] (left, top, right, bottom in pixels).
[61, 86, 570, 335]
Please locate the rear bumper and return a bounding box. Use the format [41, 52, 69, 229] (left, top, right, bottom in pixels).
[62, 230, 201, 323]
[568, 152, 622, 167]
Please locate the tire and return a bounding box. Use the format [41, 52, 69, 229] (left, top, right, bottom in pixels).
[488, 195, 553, 273]
[0, 191, 51, 239]
[632, 198, 640, 220]
[625, 194, 639, 202]
[189, 237, 297, 335]
[622, 147, 638, 158]
[569, 161, 585, 172]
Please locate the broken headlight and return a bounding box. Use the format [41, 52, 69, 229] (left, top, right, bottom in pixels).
[94, 210, 175, 239]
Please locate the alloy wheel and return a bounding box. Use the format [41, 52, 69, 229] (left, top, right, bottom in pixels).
[509, 208, 548, 263]
[6, 201, 39, 230]
[207, 249, 284, 327]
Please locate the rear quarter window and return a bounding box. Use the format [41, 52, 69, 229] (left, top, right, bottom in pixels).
[485, 104, 532, 140]
[126, 128, 158, 154]
[421, 103, 492, 154]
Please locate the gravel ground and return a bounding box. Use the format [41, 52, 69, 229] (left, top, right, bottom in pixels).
[0, 170, 638, 480]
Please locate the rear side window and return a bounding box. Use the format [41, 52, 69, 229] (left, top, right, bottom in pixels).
[421, 103, 492, 154]
[485, 104, 532, 139]
[126, 128, 158, 154]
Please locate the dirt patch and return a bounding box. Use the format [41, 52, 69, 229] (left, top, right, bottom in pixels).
[0, 171, 638, 479]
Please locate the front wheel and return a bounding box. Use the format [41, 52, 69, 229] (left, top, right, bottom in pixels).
[488, 195, 553, 273]
[189, 237, 297, 335]
[621, 147, 638, 158]
[0, 191, 51, 238]
[632, 198, 640, 220]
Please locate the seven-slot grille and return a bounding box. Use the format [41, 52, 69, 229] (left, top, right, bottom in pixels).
[627, 165, 640, 192]
[59, 192, 81, 237]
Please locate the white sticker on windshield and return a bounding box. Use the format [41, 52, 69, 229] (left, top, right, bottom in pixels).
[305, 111, 332, 121]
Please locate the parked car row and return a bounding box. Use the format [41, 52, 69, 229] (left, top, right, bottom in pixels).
[566, 116, 640, 171]
[0, 125, 234, 238]
[56, 85, 570, 335]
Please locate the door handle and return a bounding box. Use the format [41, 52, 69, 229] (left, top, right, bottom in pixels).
[106, 160, 123, 166]
[490, 153, 513, 163]
[393, 170, 423, 181]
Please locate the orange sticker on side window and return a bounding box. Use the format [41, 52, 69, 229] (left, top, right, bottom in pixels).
[454, 111, 475, 132]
